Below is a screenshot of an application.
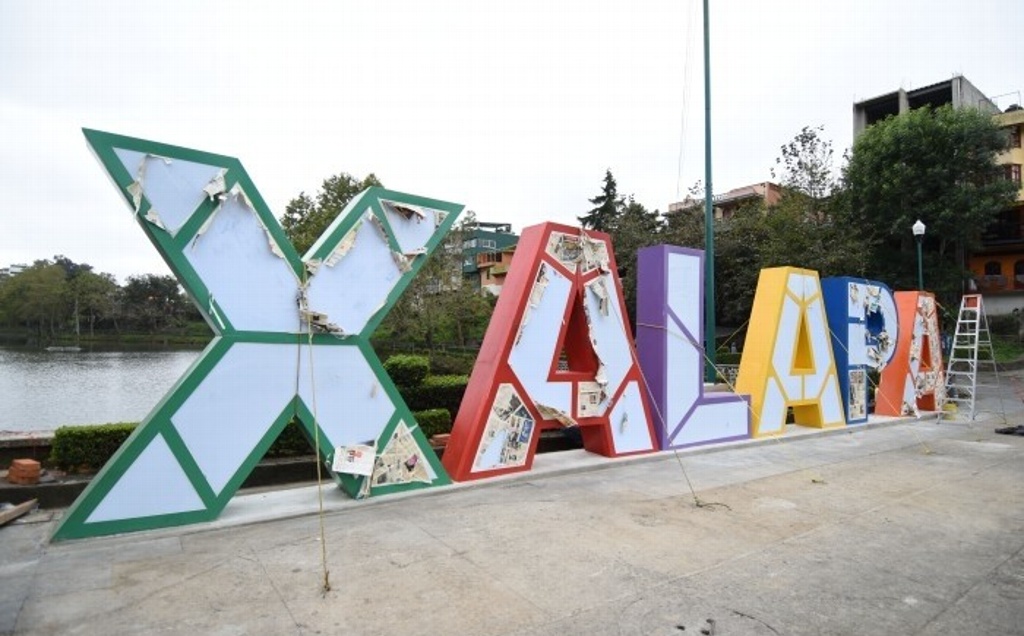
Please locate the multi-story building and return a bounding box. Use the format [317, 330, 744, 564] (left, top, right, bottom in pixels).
[461, 222, 518, 294]
[0, 263, 27, 279]
[966, 105, 1024, 313]
[668, 181, 783, 221]
[853, 76, 1023, 314]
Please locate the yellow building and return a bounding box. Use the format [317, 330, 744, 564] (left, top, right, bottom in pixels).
[966, 106, 1024, 314]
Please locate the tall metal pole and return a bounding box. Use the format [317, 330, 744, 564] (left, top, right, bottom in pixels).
[703, 0, 716, 382]
[915, 237, 924, 290]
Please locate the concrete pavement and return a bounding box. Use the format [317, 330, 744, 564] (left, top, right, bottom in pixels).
[2, 376, 1023, 635]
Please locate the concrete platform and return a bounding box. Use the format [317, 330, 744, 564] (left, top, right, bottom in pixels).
[2, 377, 1023, 635]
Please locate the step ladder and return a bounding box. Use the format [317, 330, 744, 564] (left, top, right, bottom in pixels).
[943, 294, 1000, 421]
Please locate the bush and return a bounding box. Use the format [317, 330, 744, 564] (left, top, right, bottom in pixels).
[400, 374, 469, 418]
[50, 422, 137, 472]
[383, 354, 430, 388]
[427, 351, 478, 375]
[988, 314, 1021, 337]
[414, 408, 453, 438]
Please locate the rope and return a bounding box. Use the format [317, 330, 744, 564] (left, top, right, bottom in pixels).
[297, 273, 332, 595]
[635, 319, 828, 485]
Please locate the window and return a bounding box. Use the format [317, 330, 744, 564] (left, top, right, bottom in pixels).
[1007, 164, 1022, 185]
[1014, 260, 1024, 289]
[462, 239, 478, 249]
[1011, 125, 1022, 149]
[985, 261, 1002, 276]
[481, 239, 496, 249]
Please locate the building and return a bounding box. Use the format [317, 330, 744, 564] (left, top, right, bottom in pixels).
[852, 75, 998, 137]
[966, 105, 1024, 313]
[475, 245, 517, 296]
[853, 76, 1023, 314]
[668, 181, 783, 221]
[0, 263, 27, 279]
[461, 222, 519, 294]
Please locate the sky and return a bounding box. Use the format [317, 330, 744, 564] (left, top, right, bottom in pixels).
[2, 0, 1022, 283]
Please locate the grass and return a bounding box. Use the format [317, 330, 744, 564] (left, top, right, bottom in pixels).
[988, 335, 1024, 363]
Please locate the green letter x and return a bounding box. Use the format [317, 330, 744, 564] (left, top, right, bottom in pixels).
[54, 130, 461, 541]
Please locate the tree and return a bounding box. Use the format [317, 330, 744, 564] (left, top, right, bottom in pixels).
[610, 196, 664, 328]
[0, 261, 69, 339]
[579, 169, 624, 232]
[844, 104, 1016, 298]
[70, 271, 118, 336]
[281, 172, 383, 254]
[376, 211, 496, 349]
[120, 274, 188, 333]
[771, 125, 839, 205]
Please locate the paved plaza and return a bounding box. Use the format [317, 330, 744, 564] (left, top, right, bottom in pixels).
[2, 375, 1023, 635]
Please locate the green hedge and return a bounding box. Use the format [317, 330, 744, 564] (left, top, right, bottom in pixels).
[414, 408, 453, 438]
[399, 374, 468, 419]
[383, 354, 430, 388]
[49, 406, 461, 472]
[49, 422, 137, 472]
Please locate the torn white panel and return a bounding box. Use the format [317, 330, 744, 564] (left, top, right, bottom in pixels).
[607, 381, 654, 453]
[380, 199, 444, 257]
[182, 189, 300, 332]
[304, 217, 404, 335]
[509, 263, 573, 413]
[320, 218, 364, 268]
[203, 168, 227, 201]
[582, 272, 632, 412]
[113, 148, 224, 238]
[391, 249, 412, 273]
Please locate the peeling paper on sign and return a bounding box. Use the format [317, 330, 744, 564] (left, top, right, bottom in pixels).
[370, 420, 431, 488]
[391, 250, 412, 273]
[434, 210, 448, 228]
[202, 168, 227, 201]
[586, 277, 611, 316]
[127, 154, 173, 231]
[516, 264, 551, 346]
[369, 214, 390, 243]
[193, 184, 289, 261]
[474, 383, 534, 471]
[577, 381, 606, 417]
[382, 199, 426, 222]
[580, 232, 610, 273]
[322, 219, 363, 267]
[536, 403, 578, 427]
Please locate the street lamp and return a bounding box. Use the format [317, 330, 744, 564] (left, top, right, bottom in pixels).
[912, 219, 926, 290]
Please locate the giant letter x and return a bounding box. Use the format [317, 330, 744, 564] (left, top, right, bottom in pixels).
[55, 130, 462, 541]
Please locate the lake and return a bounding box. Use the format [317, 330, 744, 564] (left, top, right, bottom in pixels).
[0, 346, 202, 433]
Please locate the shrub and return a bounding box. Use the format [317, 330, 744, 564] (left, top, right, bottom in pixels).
[383, 354, 430, 388]
[988, 314, 1020, 337]
[427, 351, 478, 375]
[400, 374, 468, 418]
[414, 408, 453, 438]
[50, 422, 137, 472]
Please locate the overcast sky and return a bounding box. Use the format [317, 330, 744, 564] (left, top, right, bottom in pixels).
[2, 1, 1022, 282]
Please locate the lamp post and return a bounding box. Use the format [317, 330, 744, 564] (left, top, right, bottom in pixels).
[912, 219, 926, 290]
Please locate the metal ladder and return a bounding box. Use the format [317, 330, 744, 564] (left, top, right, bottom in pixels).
[943, 294, 1000, 421]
